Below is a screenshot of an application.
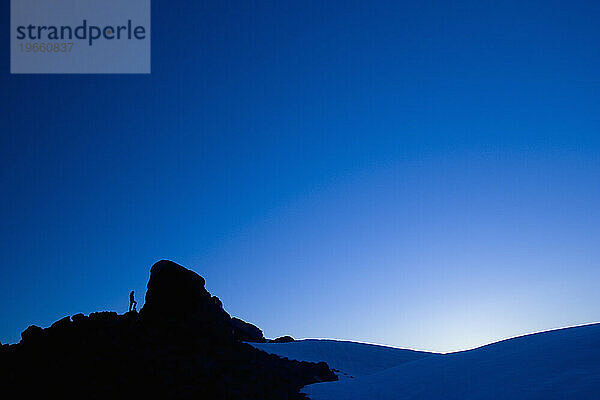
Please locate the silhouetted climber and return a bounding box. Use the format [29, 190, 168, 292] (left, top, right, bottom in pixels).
[129, 290, 137, 312]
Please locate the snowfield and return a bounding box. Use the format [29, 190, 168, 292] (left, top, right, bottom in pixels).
[252, 339, 433, 378]
[254, 323, 600, 399]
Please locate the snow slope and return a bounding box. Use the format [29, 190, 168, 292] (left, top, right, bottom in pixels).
[252, 339, 433, 378]
[303, 323, 600, 400]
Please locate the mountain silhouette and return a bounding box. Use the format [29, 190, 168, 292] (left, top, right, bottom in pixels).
[0, 260, 336, 399]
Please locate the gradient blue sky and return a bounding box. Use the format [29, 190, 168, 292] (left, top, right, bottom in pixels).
[1, 1, 599, 352]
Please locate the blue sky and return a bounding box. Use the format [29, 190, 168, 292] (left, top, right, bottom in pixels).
[1, 0, 599, 352]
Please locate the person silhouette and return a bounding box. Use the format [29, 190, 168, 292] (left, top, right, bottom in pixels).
[129, 290, 137, 312]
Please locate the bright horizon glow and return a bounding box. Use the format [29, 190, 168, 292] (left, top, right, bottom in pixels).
[269, 322, 600, 355]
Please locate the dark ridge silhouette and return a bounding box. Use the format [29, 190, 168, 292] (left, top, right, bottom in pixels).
[271, 335, 296, 343]
[232, 317, 267, 343]
[0, 260, 336, 399]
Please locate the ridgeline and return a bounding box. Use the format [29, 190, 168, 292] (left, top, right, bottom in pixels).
[0, 260, 336, 399]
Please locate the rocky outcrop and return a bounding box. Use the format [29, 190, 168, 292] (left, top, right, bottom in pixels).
[20, 325, 43, 342]
[141, 260, 234, 342]
[143, 260, 209, 317]
[0, 260, 336, 399]
[271, 335, 296, 343]
[232, 317, 267, 343]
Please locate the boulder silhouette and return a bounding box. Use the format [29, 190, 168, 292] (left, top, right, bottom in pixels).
[20, 325, 43, 342]
[143, 260, 209, 317]
[271, 335, 295, 343]
[141, 260, 234, 342]
[232, 317, 267, 343]
[0, 260, 336, 399]
[50, 316, 71, 330]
